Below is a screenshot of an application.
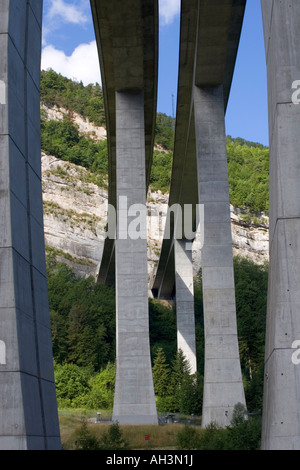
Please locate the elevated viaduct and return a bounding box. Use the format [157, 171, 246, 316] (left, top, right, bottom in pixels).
[152, 0, 247, 428]
[91, 0, 159, 424]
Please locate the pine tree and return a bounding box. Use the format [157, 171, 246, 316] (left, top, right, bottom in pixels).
[152, 348, 171, 397]
[170, 349, 198, 414]
[171, 348, 191, 388]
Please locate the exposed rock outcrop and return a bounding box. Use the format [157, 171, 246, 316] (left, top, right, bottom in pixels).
[41, 106, 269, 282]
[42, 153, 269, 282]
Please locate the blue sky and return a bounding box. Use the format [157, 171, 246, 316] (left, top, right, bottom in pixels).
[41, 0, 269, 146]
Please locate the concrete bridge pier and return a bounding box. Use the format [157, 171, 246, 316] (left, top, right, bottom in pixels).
[113, 90, 157, 425]
[194, 84, 246, 427]
[0, 0, 60, 449]
[174, 238, 197, 374]
[261, 0, 300, 450]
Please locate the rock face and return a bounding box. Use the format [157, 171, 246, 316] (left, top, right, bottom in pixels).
[41, 106, 269, 282]
[42, 153, 269, 280]
[42, 105, 107, 142]
[42, 153, 107, 278]
[191, 206, 269, 276]
[41, 153, 169, 280]
[231, 206, 269, 265]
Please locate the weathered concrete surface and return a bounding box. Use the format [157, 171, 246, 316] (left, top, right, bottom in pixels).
[91, 0, 158, 286]
[152, 0, 246, 298]
[261, 0, 300, 450]
[194, 85, 246, 427]
[151, 0, 246, 424]
[113, 91, 157, 424]
[151, 0, 199, 299]
[174, 239, 197, 373]
[0, 0, 60, 449]
[90, 0, 158, 424]
[194, 1, 247, 426]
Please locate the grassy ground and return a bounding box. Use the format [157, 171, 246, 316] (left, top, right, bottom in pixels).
[58, 409, 262, 450]
[58, 409, 186, 450]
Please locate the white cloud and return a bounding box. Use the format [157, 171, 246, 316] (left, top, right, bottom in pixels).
[159, 0, 180, 26]
[41, 41, 102, 86]
[41, 0, 180, 87]
[48, 0, 88, 25]
[42, 0, 91, 46]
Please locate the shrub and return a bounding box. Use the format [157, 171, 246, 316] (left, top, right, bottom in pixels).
[54, 363, 91, 408]
[226, 403, 261, 450]
[197, 422, 228, 450]
[98, 422, 129, 450]
[75, 418, 102, 450]
[176, 425, 200, 450]
[85, 362, 116, 410]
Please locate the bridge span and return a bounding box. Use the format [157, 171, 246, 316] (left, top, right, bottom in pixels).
[91, 0, 159, 424]
[152, 0, 247, 428]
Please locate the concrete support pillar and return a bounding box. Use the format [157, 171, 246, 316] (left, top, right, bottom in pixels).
[113, 91, 157, 425]
[261, 0, 300, 450]
[0, 0, 61, 449]
[174, 239, 197, 374]
[194, 85, 246, 427]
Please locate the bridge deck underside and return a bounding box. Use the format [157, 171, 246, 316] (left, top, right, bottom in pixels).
[91, 0, 158, 285]
[152, 0, 246, 299]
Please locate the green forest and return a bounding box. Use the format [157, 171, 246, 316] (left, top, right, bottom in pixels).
[41, 70, 269, 448]
[47, 255, 268, 416]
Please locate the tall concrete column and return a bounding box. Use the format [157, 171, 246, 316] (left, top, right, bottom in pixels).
[261, 0, 300, 450]
[194, 85, 246, 427]
[174, 239, 197, 374]
[0, 0, 61, 449]
[113, 91, 157, 425]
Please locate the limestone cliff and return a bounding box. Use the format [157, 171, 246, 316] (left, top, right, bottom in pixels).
[41, 106, 269, 282]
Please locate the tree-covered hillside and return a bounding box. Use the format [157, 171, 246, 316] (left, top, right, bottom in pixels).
[40, 69, 106, 127]
[227, 136, 269, 213]
[47, 254, 268, 414]
[41, 117, 109, 187]
[40, 69, 269, 212]
[47, 253, 268, 417]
